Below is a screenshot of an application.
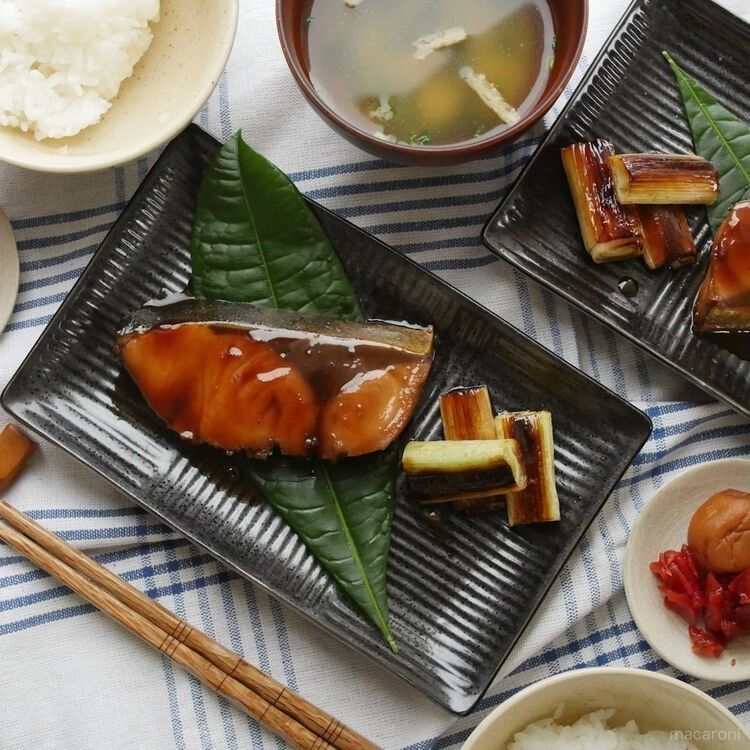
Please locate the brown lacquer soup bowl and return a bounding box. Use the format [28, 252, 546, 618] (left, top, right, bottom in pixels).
[276, 0, 588, 166]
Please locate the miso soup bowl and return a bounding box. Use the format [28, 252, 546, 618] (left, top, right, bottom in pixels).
[276, 0, 587, 166]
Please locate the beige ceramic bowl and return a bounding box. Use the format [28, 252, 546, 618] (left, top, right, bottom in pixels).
[0, 0, 238, 173]
[462, 667, 750, 749]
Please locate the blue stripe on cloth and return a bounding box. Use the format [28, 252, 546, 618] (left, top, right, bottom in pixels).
[10, 202, 124, 231]
[396, 235, 480, 255]
[334, 187, 507, 219]
[0, 538, 190, 573]
[15, 221, 112, 252]
[539, 287, 565, 358]
[269, 597, 299, 693]
[18, 266, 88, 293]
[286, 136, 536, 183]
[0, 538, 197, 589]
[304, 164, 528, 200]
[0, 602, 97, 637]
[54, 523, 174, 541]
[27, 507, 148, 520]
[555, 568, 578, 672]
[623, 446, 750, 487]
[0, 552, 217, 600]
[19, 243, 95, 273]
[161, 542, 211, 747]
[512, 267, 538, 340]
[212, 580, 243, 750]
[0, 555, 25, 567]
[239, 581, 270, 749]
[605, 598, 632, 667]
[648, 408, 735, 443]
[362, 213, 492, 235]
[137, 528, 187, 749]
[421, 255, 496, 272]
[13, 291, 68, 314]
[5, 314, 54, 332]
[114, 167, 126, 205]
[633, 423, 750, 467]
[192, 557, 228, 750]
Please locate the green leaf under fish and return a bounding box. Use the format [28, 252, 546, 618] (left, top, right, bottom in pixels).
[664, 52, 750, 234]
[190, 132, 398, 651]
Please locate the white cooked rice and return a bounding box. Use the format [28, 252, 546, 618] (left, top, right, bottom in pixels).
[507, 709, 700, 750]
[0, 0, 160, 140]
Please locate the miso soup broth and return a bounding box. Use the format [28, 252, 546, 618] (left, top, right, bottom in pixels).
[305, 0, 555, 147]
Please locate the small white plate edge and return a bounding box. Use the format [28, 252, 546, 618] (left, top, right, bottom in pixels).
[624, 458, 750, 682]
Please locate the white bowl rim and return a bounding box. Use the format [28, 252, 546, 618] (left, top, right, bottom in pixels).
[461, 666, 750, 749]
[0, 205, 19, 334]
[0, 0, 239, 174]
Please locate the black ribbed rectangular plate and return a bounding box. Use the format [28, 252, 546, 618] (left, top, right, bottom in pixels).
[483, 0, 750, 418]
[2, 125, 650, 713]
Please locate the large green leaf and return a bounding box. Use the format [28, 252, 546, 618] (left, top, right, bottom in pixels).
[191, 132, 360, 319]
[190, 132, 397, 651]
[665, 52, 750, 234]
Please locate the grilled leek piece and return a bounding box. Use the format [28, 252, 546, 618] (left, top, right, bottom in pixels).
[609, 153, 718, 205]
[495, 411, 560, 525]
[561, 140, 643, 263]
[637, 204, 696, 270]
[440, 385, 505, 512]
[403, 440, 526, 503]
[440, 386, 496, 441]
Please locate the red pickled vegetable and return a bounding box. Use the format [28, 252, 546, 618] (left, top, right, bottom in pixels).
[729, 569, 750, 605]
[649, 544, 750, 658]
[689, 626, 726, 658]
[704, 573, 726, 632]
[663, 592, 698, 624]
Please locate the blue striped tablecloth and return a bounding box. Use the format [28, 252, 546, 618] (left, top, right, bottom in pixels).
[1, 1, 749, 748]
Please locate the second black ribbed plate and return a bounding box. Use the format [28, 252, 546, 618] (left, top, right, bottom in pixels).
[483, 0, 750, 418]
[2, 125, 650, 713]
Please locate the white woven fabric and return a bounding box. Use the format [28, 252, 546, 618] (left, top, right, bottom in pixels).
[1, 1, 749, 748]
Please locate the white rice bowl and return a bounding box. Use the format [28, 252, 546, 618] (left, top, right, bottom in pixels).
[508, 708, 699, 750]
[0, 0, 160, 140]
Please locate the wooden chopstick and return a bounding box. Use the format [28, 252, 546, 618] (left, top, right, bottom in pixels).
[0, 500, 380, 750]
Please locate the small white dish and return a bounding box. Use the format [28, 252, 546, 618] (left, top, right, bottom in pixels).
[0, 207, 19, 334]
[625, 458, 750, 682]
[0, 0, 238, 173]
[462, 667, 750, 749]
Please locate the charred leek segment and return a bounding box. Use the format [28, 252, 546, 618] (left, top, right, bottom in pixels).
[402, 440, 527, 504]
[495, 411, 560, 525]
[560, 140, 643, 264]
[439, 386, 496, 441]
[637, 204, 696, 270]
[609, 154, 719, 205]
[439, 385, 507, 512]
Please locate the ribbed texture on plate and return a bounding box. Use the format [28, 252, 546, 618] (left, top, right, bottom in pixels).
[484, 0, 750, 417]
[2, 126, 650, 713]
